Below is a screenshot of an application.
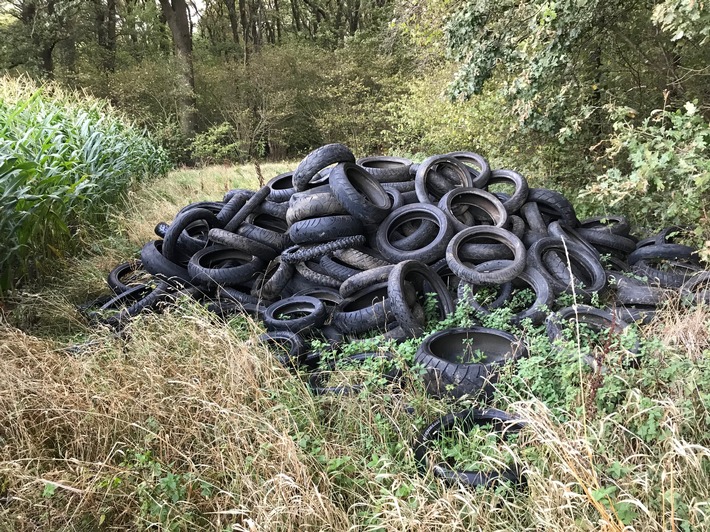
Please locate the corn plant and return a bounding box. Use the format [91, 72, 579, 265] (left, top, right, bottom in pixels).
[0, 76, 170, 292]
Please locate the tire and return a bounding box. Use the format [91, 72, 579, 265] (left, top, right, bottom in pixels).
[187, 246, 264, 288]
[509, 267, 554, 326]
[289, 215, 364, 245]
[520, 202, 548, 235]
[414, 327, 527, 399]
[388, 260, 456, 336]
[681, 271, 710, 305]
[413, 408, 526, 488]
[266, 172, 297, 203]
[485, 169, 529, 214]
[286, 191, 348, 226]
[293, 144, 356, 191]
[280, 235, 366, 265]
[446, 226, 526, 285]
[546, 305, 639, 370]
[154, 222, 169, 238]
[259, 330, 307, 368]
[331, 282, 394, 335]
[576, 228, 637, 258]
[292, 286, 342, 318]
[614, 276, 670, 306]
[237, 222, 291, 252]
[447, 151, 492, 188]
[253, 257, 294, 301]
[339, 265, 395, 299]
[223, 186, 271, 233]
[264, 296, 327, 334]
[163, 208, 219, 263]
[97, 281, 181, 330]
[356, 156, 412, 183]
[295, 261, 342, 289]
[632, 258, 702, 288]
[627, 243, 699, 266]
[256, 199, 289, 220]
[208, 228, 280, 260]
[140, 240, 191, 283]
[217, 190, 253, 225]
[548, 221, 600, 259]
[527, 188, 578, 227]
[381, 180, 416, 192]
[329, 162, 392, 223]
[438, 188, 507, 233]
[320, 255, 361, 282]
[415, 155, 473, 204]
[579, 215, 630, 236]
[376, 204, 454, 264]
[527, 237, 606, 298]
[107, 260, 149, 294]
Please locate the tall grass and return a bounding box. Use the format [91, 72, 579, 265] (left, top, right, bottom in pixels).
[0, 76, 170, 292]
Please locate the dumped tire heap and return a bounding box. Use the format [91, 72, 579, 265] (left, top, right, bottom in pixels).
[94, 143, 710, 487]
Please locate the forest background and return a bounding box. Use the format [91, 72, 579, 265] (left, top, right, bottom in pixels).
[1, 0, 710, 233]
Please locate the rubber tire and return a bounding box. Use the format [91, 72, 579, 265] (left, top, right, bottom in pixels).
[264, 296, 327, 334]
[293, 144, 356, 191]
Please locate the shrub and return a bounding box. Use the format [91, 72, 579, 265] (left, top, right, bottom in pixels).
[0, 75, 170, 292]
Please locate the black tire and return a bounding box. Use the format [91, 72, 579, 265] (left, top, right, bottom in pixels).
[527, 237, 606, 298]
[293, 286, 342, 319]
[163, 208, 219, 263]
[339, 265, 395, 299]
[217, 190, 253, 225]
[548, 221, 600, 259]
[267, 171, 297, 203]
[509, 267, 554, 326]
[527, 188, 578, 227]
[331, 282, 394, 335]
[485, 169, 529, 214]
[281, 235, 366, 265]
[256, 199, 289, 220]
[546, 304, 639, 370]
[286, 191, 348, 226]
[97, 281, 181, 330]
[381, 180, 416, 192]
[320, 255, 361, 282]
[576, 228, 637, 258]
[446, 226, 526, 285]
[187, 246, 264, 288]
[329, 162, 392, 223]
[293, 144, 356, 191]
[154, 222, 169, 238]
[208, 228, 280, 260]
[388, 260, 456, 336]
[628, 243, 699, 266]
[681, 271, 710, 305]
[333, 247, 391, 269]
[447, 151, 492, 188]
[415, 155, 473, 204]
[289, 215, 364, 245]
[295, 261, 342, 289]
[520, 202, 548, 235]
[223, 186, 271, 233]
[413, 408, 526, 488]
[615, 276, 670, 306]
[236, 222, 291, 252]
[579, 215, 630, 236]
[356, 156, 412, 183]
[414, 327, 527, 399]
[632, 258, 702, 288]
[438, 187, 507, 233]
[264, 296, 327, 334]
[140, 240, 191, 283]
[259, 330, 307, 368]
[253, 257, 294, 301]
[376, 204, 453, 264]
[107, 260, 149, 294]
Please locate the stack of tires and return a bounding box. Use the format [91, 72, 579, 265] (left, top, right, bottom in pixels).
[92, 142, 710, 488]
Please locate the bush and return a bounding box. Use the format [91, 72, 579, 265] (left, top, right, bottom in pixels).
[582, 101, 710, 246]
[0, 75, 170, 291]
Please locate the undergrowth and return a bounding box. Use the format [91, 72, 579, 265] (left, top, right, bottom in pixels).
[1, 165, 709, 531]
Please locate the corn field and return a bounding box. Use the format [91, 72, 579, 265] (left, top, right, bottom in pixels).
[0, 76, 170, 292]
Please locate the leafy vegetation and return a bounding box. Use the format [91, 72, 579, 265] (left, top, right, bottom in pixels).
[0, 76, 169, 291]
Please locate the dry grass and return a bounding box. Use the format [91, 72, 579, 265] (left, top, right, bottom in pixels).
[1, 164, 710, 531]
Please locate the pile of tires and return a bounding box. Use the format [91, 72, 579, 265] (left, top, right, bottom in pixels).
[90, 143, 710, 487]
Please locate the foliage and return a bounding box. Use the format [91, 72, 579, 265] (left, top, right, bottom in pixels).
[583, 101, 710, 243]
[0, 76, 169, 291]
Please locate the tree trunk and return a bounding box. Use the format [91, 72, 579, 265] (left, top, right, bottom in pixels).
[224, 0, 241, 44]
[40, 43, 55, 78]
[238, 0, 249, 61]
[159, 0, 197, 140]
[106, 0, 117, 72]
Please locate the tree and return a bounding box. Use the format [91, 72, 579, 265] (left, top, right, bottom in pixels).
[158, 0, 197, 139]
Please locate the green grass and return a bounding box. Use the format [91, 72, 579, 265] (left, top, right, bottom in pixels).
[1, 164, 710, 531]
